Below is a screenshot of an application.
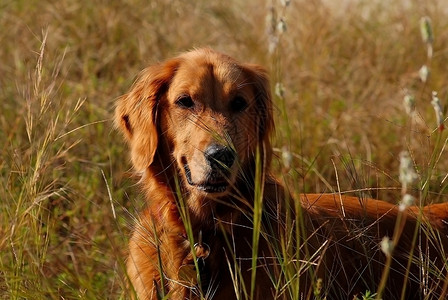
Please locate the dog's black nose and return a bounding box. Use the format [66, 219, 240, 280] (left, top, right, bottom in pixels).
[205, 144, 235, 171]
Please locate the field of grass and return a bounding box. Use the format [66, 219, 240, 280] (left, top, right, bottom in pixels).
[1, 0, 448, 298]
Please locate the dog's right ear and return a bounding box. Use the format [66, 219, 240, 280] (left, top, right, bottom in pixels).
[115, 58, 180, 172]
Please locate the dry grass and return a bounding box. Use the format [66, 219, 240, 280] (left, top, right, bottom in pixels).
[1, 0, 447, 298]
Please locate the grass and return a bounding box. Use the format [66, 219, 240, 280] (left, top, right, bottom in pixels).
[1, 0, 448, 298]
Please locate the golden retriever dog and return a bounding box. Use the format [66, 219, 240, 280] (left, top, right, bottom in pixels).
[115, 48, 448, 299]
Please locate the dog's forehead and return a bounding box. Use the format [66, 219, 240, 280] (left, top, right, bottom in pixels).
[168, 52, 250, 103]
[179, 49, 242, 78]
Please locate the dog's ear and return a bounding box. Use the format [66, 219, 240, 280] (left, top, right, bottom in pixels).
[243, 64, 274, 146]
[115, 58, 180, 171]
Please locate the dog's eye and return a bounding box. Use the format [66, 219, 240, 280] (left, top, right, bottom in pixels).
[230, 96, 248, 112]
[175, 95, 194, 109]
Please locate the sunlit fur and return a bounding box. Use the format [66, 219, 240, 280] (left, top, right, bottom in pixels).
[116, 48, 448, 299]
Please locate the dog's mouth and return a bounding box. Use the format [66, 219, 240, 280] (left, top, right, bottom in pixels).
[183, 161, 229, 194]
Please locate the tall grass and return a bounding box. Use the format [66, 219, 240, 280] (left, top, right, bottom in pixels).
[1, 0, 448, 298]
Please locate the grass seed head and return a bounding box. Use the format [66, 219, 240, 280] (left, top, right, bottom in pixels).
[281, 146, 292, 171]
[431, 91, 445, 131]
[399, 151, 418, 191]
[418, 65, 430, 83]
[420, 16, 434, 45]
[403, 91, 416, 116]
[399, 194, 416, 211]
[275, 82, 285, 99]
[280, 0, 291, 7]
[380, 236, 394, 256]
[277, 18, 287, 34]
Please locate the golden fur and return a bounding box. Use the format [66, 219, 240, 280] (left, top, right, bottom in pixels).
[115, 48, 448, 299]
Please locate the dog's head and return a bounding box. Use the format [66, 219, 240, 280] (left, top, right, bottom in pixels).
[115, 48, 273, 203]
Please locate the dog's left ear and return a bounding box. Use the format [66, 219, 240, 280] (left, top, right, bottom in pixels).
[115, 58, 180, 172]
[243, 64, 274, 147]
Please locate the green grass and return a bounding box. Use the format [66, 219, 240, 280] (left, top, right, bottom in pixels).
[1, 0, 448, 298]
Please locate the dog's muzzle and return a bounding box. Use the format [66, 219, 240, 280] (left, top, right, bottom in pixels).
[184, 144, 236, 193]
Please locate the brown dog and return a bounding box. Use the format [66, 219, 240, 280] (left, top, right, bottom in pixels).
[115, 48, 448, 299]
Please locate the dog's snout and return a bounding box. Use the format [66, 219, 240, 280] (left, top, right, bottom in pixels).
[205, 144, 235, 170]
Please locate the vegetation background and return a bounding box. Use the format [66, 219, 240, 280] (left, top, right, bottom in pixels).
[1, 0, 447, 298]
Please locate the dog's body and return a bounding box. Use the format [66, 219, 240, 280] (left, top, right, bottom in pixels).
[116, 48, 448, 299]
